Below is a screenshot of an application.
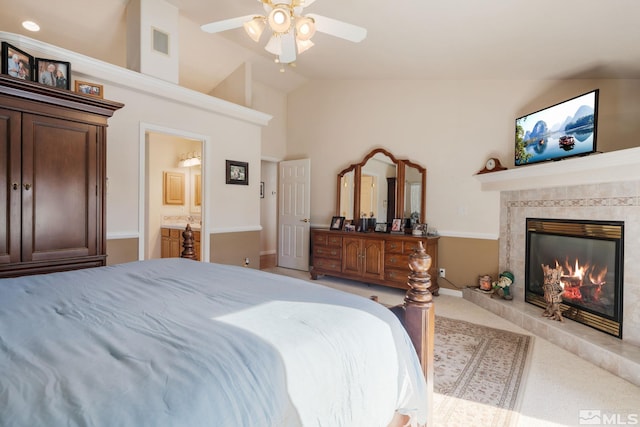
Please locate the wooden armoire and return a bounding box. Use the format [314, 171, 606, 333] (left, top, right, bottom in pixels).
[0, 75, 123, 277]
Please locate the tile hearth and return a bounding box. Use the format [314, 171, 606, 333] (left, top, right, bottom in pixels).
[463, 288, 640, 387]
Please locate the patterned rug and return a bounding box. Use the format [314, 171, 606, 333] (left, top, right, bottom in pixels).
[433, 316, 533, 427]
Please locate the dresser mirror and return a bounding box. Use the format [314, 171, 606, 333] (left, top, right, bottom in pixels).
[336, 148, 426, 225]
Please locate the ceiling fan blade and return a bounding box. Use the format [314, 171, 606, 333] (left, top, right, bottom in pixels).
[305, 14, 367, 42]
[296, 0, 317, 8]
[200, 15, 257, 33]
[279, 32, 297, 64]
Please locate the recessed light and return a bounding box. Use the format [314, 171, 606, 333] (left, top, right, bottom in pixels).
[22, 21, 40, 32]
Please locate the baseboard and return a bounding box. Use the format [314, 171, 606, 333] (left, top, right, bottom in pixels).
[438, 287, 463, 297]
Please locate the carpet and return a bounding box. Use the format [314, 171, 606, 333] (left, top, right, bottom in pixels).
[433, 316, 533, 427]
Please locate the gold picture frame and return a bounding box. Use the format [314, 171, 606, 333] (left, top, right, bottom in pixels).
[74, 80, 104, 98]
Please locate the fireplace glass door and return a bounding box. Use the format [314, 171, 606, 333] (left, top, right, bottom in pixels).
[525, 218, 624, 338]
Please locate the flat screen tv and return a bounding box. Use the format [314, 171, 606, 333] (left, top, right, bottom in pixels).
[515, 89, 599, 166]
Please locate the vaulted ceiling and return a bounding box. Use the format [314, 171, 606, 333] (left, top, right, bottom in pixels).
[2, 0, 640, 94]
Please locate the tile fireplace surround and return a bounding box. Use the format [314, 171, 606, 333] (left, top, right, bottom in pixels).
[472, 148, 640, 387]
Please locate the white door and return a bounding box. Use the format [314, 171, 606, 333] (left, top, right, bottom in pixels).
[278, 159, 311, 270]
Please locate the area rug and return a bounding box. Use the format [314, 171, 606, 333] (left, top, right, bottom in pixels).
[433, 316, 533, 427]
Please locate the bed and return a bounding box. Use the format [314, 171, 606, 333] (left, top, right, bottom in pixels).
[0, 257, 429, 426]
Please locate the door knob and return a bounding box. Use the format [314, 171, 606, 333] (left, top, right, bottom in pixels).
[300, 218, 310, 223]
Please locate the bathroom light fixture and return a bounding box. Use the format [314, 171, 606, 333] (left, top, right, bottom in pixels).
[178, 152, 201, 168]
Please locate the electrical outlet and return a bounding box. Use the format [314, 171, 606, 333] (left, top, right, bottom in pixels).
[244, 257, 250, 267]
[439, 268, 446, 278]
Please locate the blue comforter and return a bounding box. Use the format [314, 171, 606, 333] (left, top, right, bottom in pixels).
[0, 259, 427, 426]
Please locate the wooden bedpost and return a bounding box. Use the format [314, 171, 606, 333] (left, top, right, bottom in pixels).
[181, 224, 196, 260]
[404, 241, 435, 425]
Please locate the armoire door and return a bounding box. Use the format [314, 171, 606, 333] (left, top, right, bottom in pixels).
[0, 108, 21, 265]
[21, 113, 98, 262]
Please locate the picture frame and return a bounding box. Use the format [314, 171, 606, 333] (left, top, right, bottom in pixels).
[1, 42, 33, 81]
[35, 58, 71, 89]
[74, 80, 103, 98]
[374, 222, 388, 233]
[391, 218, 403, 232]
[330, 216, 345, 230]
[226, 160, 248, 185]
[260, 181, 265, 198]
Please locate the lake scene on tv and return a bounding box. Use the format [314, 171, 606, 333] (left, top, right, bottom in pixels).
[515, 90, 598, 166]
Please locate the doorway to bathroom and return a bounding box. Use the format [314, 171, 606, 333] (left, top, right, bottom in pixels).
[139, 123, 208, 261]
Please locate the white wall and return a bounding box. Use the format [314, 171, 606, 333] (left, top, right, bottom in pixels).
[287, 79, 640, 238]
[260, 161, 278, 256]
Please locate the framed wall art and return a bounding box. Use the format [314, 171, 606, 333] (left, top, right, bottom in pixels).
[35, 58, 71, 89]
[75, 80, 103, 98]
[1, 42, 33, 81]
[226, 160, 248, 185]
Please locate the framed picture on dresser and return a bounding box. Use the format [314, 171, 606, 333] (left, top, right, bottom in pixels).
[1, 42, 33, 81]
[330, 216, 345, 230]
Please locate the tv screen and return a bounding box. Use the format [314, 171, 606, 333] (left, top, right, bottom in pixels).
[515, 89, 599, 166]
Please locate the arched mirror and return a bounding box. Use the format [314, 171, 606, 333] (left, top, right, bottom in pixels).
[361, 151, 396, 221]
[337, 166, 355, 219]
[336, 148, 426, 226]
[403, 161, 425, 220]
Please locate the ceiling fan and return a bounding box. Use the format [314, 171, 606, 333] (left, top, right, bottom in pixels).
[200, 0, 367, 65]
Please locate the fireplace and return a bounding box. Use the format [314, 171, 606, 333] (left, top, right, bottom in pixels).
[525, 218, 624, 338]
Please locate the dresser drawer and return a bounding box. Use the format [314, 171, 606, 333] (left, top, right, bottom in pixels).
[312, 232, 343, 247]
[313, 246, 341, 259]
[313, 257, 342, 273]
[385, 253, 408, 268]
[403, 239, 427, 254]
[385, 240, 404, 254]
[385, 268, 409, 286]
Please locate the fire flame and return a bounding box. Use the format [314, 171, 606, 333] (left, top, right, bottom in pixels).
[557, 258, 607, 301]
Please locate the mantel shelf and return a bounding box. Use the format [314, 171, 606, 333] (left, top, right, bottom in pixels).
[475, 147, 640, 192]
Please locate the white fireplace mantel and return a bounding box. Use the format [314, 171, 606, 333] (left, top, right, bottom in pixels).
[476, 147, 640, 192]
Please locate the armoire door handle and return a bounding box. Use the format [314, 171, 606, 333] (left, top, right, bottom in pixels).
[23, 183, 31, 191]
[12, 183, 18, 190]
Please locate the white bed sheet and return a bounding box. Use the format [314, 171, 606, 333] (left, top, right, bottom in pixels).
[0, 258, 427, 426]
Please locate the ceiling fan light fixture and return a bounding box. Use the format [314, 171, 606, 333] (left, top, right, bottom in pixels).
[268, 6, 291, 33]
[296, 38, 314, 54]
[243, 16, 266, 42]
[295, 16, 315, 41]
[264, 35, 282, 55]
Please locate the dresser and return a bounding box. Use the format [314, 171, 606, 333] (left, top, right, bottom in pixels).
[311, 229, 439, 295]
[0, 75, 123, 278]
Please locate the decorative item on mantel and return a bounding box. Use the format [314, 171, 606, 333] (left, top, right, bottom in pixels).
[476, 157, 507, 174]
[478, 274, 493, 292]
[492, 271, 514, 300]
